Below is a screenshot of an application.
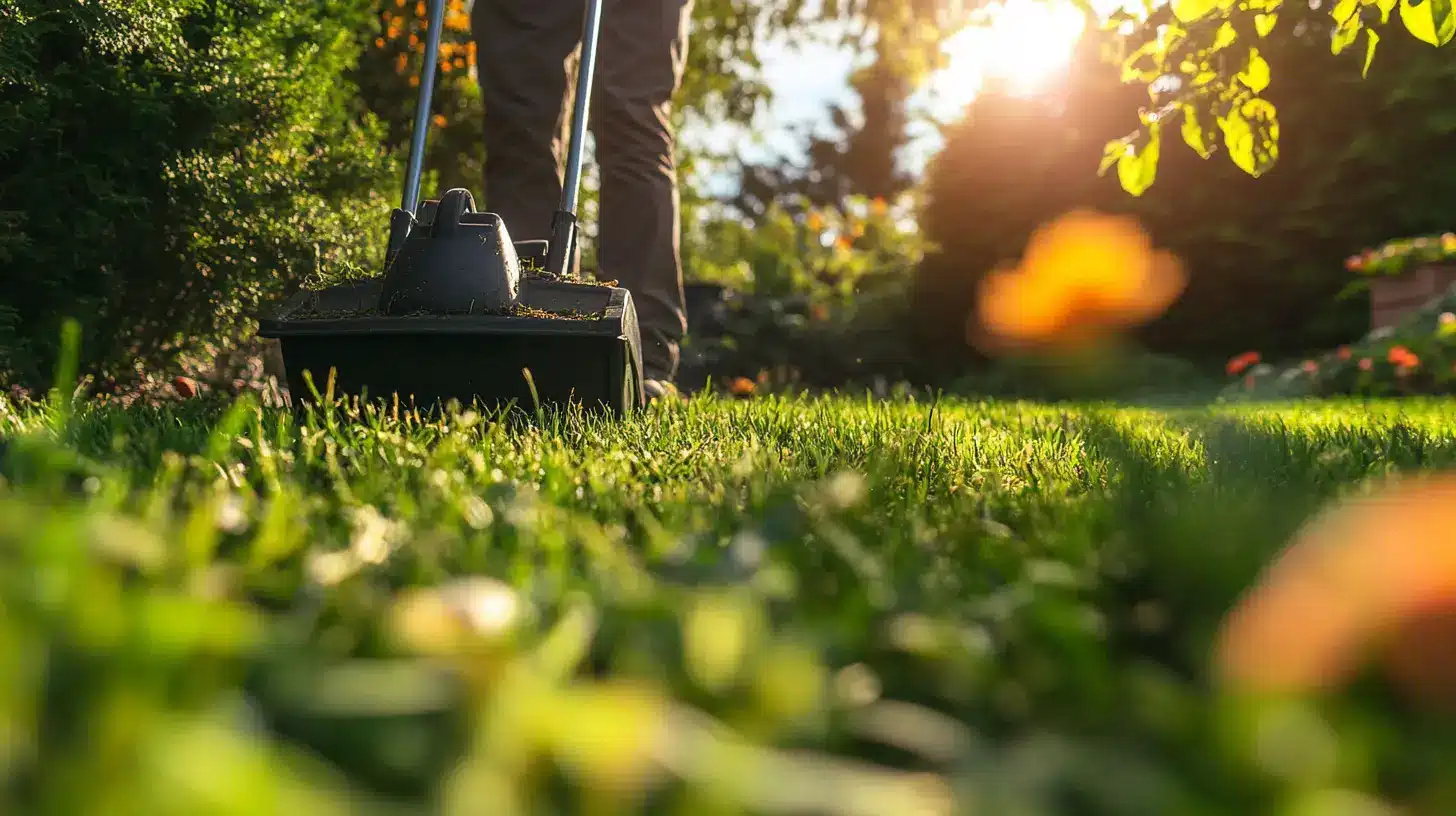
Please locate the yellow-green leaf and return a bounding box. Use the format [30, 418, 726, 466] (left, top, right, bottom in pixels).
[1098, 140, 1126, 176]
[1255, 12, 1279, 35]
[1219, 99, 1280, 177]
[1332, 13, 1363, 53]
[1117, 124, 1161, 196]
[1171, 0, 1218, 22]
[1181, 106, 1214, 158]
[1213, 21, 1238, 49]
[1377, 0, 1397, 22]
[1400, 0, 1456, 45]
[1363, 28, 1380, 76]
[1332, 0, 1360, 22]
[1122, 39, 1164, 82]
[1238, 48, 1271, 93]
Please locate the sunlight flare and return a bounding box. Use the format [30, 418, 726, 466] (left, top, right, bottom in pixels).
[930, 0, 1090, 109]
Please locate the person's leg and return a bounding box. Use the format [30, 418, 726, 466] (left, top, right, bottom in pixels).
[591, 0, 693, 385]
[471, 0, 584, 243]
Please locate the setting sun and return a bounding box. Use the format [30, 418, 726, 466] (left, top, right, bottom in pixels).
[927, 0, 1090, 111]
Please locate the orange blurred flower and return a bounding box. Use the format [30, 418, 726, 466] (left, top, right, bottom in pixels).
[432, 114, 448, 128]
[870, 197, 888, 216]
[728, 377, 756, 397]
[1227, 351, 1260, 377]
[974, 210, 1186, 353]
[1214, 473, 1456, 710]
[1359, 357, 1373, 371]
[1389, 345, 1420, 372]
[834, 235, 853, 252]
[805, 211, 825, 232]
[1301, 360, 1318, 375]
[1337, 345, 1352, 361]
[809, 303, 830, 322]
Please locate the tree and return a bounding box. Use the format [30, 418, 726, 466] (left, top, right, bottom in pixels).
[1095, 0, 1456, 194]
[725, 0, 970, 218]
[729, 37, 917, 218]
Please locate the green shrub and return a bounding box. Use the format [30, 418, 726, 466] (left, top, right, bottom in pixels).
[0, 0, 396, 389]
[681, 194, 932, 389]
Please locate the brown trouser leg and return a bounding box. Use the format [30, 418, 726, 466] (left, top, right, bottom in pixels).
[471, 0, 692, 382]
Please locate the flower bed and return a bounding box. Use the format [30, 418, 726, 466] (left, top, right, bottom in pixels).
[1225, 282, 1456, 399]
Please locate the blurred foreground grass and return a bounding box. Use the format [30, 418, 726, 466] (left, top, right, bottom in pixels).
[3, 391, 1456, 814]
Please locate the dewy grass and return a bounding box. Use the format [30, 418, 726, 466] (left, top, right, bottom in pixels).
[2, 392, 1456, 812]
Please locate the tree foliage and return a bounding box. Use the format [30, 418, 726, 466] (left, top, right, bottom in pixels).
[1099, 0, 1456, 194]
[731, 36, 917, 218]
[913, 17, 1456, 371]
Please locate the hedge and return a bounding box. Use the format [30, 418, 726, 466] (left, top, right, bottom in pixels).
[0, 0, 396, 388]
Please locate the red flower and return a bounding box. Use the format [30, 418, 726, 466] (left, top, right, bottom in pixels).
[1302, 360, 1319, 374]
[1389, 346, 1420, 371]
[1337, 346, 1352, 361]
[1227, 351, 1261, 377]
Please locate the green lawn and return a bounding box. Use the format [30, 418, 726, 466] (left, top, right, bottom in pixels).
[3, 393, 1456, 814]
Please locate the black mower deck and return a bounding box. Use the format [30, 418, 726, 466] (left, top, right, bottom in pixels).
[258, 274, 645, 416]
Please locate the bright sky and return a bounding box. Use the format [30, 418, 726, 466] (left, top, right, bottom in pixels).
[681, 0, 1104, 197]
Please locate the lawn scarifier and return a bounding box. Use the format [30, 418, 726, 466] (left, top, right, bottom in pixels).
[257, 0, 644, 418]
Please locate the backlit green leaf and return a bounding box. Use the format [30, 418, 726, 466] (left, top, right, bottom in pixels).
[1363, 28, 1380, 76]
[1238, 48, 1271, 92]
[1117, 123, 1161, 196]
[1219, 99, 1280, 177]
[1171, 0, 1218, 22]
[1213, 21, 1238, 49]
[1122, 40, 1165, 82]
[1332, 14, 1362, 53]
[1099, 140, 1126, 176]
[1255, 13, 1279, 35]
[1400, 0, 1456, 45]
[1181, 106, 1214, 158]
